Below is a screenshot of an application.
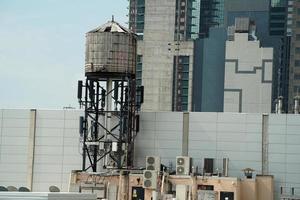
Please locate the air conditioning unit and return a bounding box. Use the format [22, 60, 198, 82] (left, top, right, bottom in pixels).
[146, 156, 161, 171]
[143, 170, 157, 189]
[176, 156, 191, 175]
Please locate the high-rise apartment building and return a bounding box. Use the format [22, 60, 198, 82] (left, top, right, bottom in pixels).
[129, 0, 281, 113]
[268, 0, 291, 112]
[288, 0, 300, 111]
[129, 0, 224, 111]
[268, 0, 300, 112]
[198, 0, 225, 38]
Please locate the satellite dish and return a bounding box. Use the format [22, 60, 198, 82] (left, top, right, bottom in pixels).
[18, 187, 30, 192]
[0, 186, 8, 191]
[7, 186, 17, 191]
[49, 185, 60, 192]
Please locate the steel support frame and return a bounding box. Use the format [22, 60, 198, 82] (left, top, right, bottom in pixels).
[81, 75, 136, 172]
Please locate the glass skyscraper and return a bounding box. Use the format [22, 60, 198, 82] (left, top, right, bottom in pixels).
[271, 0, 286, 7]
[198, 0, 225, 38]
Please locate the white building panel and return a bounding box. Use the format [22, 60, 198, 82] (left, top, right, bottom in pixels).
[36, 110, 65, 120]
[224, 31, 273, 113]
[36, 119, 64, 128]
[2, 109, 30, 119]
[2, 118, 30, 128]
[36, 128, 64, 137]
[1, 109, 300, 198]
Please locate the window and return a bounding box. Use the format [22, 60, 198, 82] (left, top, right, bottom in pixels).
[173, 55, 189, 111]
[295, 48, 300, 54]
[270, 23, 285, 28]
[179, 56, 189, 64]
[135, 55, 143, 107]
[182, 88, 188, 95]
[182, 104, 188, 111]
[270, 15, 285, 20]
[136, 79, 142, 86]
[137, 7, 145, 14]
[295, 60, 300, 67]
[137, 15, 144, 22]
[270, 30, 285, 35]
[181, 96, 188, 103]
[136, 71, 142, 78]
[136, 22, 144, 31]
[182, 72, 189, 80]
[137, 55, 143, 63]
[271, 0, 286, 7]
[296, 34, 300, 41]
[137, 0, 144, 5]
[182, 65, 189, 72]
[294, 86, 300, 93]
[297, 21, 300, 28]
[295, 74, 300, 80]
[136, 55, 143, 87]
[298, 8, 300, 15]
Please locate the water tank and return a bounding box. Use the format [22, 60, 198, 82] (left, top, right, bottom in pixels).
[85, 20, 137, 76]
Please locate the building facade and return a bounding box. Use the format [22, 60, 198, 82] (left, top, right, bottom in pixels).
[1, 109, 300, 199]
[268, 0, 292, 113]
[129, 0, 288, 113]
[288, 0, 300, 112]
[224, 18, 273, 113]
[129, 0, 224, 112]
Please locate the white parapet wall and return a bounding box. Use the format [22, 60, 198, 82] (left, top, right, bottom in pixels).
[0, 109, 83, 192]
[0, 109, 300, 199]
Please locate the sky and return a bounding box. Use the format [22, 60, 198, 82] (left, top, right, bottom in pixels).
[0, 0, 128, 109]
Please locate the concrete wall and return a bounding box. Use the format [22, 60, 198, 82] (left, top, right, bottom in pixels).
[134, 112, 183, 167]
[139, 0, 176, 111]
[0, 109, 82, 192]
[134, 112, 300, 199]
[0, 109, 31, 189]
[135, 112, 263, 177]
[33, 110, 82, 191]
[1, 109, 300, 199]
[267, 114, 300, 196]
[224, 33, 273, 113]
[138, 0, 195, 112]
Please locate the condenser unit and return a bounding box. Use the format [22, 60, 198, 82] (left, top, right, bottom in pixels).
[146, 156, 161, 171]
[176, 156, 191, 175]
[143, 170, 157, 189]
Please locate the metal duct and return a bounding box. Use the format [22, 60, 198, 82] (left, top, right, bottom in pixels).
[223, 158, 229, 177]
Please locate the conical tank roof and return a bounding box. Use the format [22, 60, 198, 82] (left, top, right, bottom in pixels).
[88, 20, 132, 33]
